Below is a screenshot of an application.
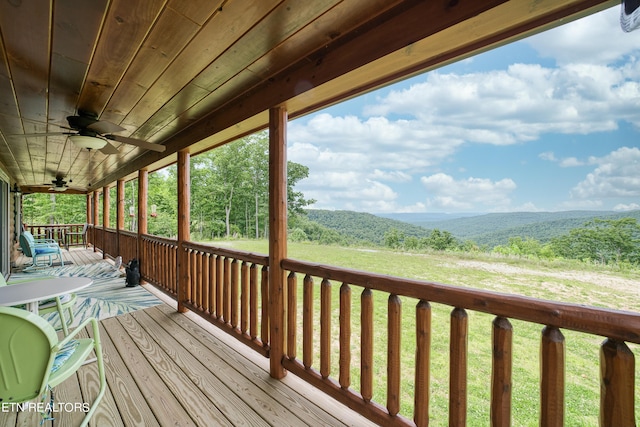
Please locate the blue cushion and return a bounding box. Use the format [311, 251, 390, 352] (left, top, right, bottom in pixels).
[51, 340, 79, 373]
[34, 247, 59, 255]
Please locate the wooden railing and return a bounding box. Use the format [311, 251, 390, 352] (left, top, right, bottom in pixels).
[102, 228, 117, 258]
[181, 242, 270, 357]
[25, 223, 84, 248]
[117, 230, 138, 264]
[281, 258, 639, 427]
[86, 233, 638, 426]
[140, 234, 178, 298]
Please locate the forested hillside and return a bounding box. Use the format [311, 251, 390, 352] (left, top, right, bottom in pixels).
[305, 209, 431, 245]
[307, 209, 640, 249]
[406, 210, 640, 246]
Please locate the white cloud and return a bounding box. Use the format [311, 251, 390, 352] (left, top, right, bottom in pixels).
[420, 173, 516, 211]
[525, 7, 640, 66]
[570, 147, 640, 199]
[539, 151, 557, 161]
[614, 203, 640, 211]
[559, 157, 585, 167]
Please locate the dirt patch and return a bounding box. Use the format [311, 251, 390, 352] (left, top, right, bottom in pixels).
[454, 259, 639, 295]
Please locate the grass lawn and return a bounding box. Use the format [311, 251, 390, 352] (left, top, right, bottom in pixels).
[214, 239, 640, 426]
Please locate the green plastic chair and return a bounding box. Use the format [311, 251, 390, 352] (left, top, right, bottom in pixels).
[0, 306, 105, 427]
[19, 231, 64, 271]
[0, 275, 77, 336]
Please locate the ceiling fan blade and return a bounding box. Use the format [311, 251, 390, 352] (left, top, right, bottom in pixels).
[10, 132, 72, 137]
[87, 120, 126, 134]
[99, 140, 120, 155]
[109, 135, 166, 152]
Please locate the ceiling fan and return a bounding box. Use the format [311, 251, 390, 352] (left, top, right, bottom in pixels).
[42, 174, 86, 193]
[21, 110, 166, 154]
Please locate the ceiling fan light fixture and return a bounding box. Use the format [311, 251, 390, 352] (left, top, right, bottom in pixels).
[52, 185, 67, 192]
[69, 134, 106, 150]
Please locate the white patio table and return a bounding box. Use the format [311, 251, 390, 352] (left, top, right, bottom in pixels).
[0, 276, 92, 314]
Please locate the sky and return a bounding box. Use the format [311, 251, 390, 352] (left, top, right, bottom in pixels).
[287, 6, 640, 215]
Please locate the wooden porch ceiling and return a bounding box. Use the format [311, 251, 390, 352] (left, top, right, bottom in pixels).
[0, 0, 615, 194]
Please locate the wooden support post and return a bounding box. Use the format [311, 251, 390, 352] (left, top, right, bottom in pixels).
[177, 150, 190, 313]
[92, 191, 99, 252]
[102, 187, 109, 258]
[138, 169, 148, 262]
[85, 194, 91, 224]
[269, 105, 287, 379]
[116, 179, 125, 256]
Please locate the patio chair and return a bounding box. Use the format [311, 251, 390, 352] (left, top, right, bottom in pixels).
[65, 222, 88, 249]
[0, 307, 105, 427]
[19, 231, 64, 270]
[0, 275, 77, 336]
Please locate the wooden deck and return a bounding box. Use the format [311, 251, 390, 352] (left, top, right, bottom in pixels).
[5, 248, 378, 427]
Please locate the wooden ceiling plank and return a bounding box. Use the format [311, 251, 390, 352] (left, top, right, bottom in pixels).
[121, 0, 283, 132]
[192, 0, 339, 91]
[77, 0, 166, 115]
[167, 0, 225, 26]
[135, 0, 341, 141]
[150, 0, 405, 142]
[0, 1, 50, 124]
[49, 0, 107, 121]
[100, 6, 203, 125]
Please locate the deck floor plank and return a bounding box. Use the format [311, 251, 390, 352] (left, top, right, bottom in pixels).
[102, 316, 198, 426]
[114, 313, 233, 426]
[138, 306, 292, 426]
[154, 304, 376, 427]
[95, 321, 159, 427]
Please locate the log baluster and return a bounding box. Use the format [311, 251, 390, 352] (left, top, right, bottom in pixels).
[202, 253, 210, 315]
[224, 257, 231, 325]
[209, 252, 216, 318]
[449, 307, 468, 427]
[240, 261, 249, 336]
[361, 288, 373, 402]
[260, 266, 269, 346]
[303, 274, 314, 369]
[540, 326, 564, 427]
[249, 263, 258, 341]
[491, 316, 512, 427]
[414, 300, 431, 427]
[320, 278, 331, 378]
[196, 251, 203, 310]
[600, 338, 636, 427]
[339, 283, 351, 389]
[388, 294, 401, 417]
[287, 271, 297, 359]
[216, 254, 223, 321]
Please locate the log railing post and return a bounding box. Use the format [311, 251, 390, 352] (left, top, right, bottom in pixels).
[177, 150, 190, 313]
[303, 275, 314, 369]
[600, 338, 635, 427]
[388, 294, 401, 417]
[137, 169, 148, 264]
[491, 316, 512, 427]
[540, 326, 565, 427]
[92, 190, 99, 251]
[450, 307, 468, 427]
[102, 186, 109, 259]
[414, 300, 431, 427]
[361, 288, 373, 402]
[339, 283, 351, 390]
[268, 105, 288, 378]
[116, 179, 125, 257]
